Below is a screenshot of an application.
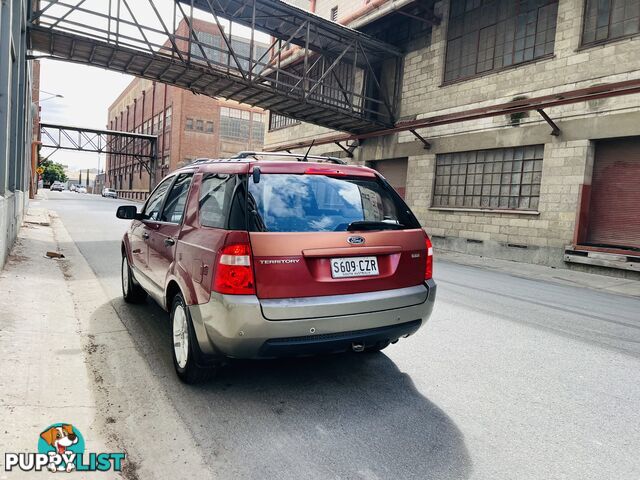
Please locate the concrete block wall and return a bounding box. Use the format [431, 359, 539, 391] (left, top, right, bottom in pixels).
[396, 0, 640, 142]
[265, 0, 640, 150]
[263, 0, 640, 275]
[406, 139, 592, 267]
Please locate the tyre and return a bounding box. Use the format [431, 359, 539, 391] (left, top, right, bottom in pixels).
[171, 293, 217, 384]
[121, 255, 147, 303]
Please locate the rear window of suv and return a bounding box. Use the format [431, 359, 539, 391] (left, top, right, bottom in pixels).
[247, 173, 420, 232]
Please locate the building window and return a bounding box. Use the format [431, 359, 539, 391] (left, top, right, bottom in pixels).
[444, 0, 559, 83]
[195, 119, 204, 132]
[268, 112, 300, 131]
[185, 118, 194, 131]
[330, 6, 338, 21]
[190, 30, 269, 71]
[165, 106, 172, 130]
[252, 112, 265, 143]
[432, 145, 544, 211]
[220, 107, 251, 140]
[205, 121, 214, 133]
[582, 0, 640, 46]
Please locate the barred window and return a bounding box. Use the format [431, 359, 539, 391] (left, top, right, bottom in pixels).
[220, 107, 251, 140]
[582, 0, 640, 46]
[432, 145, 544, 211]
[190, 31, 224, 64]
[185, 118, 194, 131]
[268, 112, 300, 131]
[444, 0, 558, 83]
[252, 121, 265, 143]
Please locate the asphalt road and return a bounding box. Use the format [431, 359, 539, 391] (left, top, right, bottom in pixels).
[40, 191, 640, 480]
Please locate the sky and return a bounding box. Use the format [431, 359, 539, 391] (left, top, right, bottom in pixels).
[39, 60, 133, 171]
[37, 0, 271, 171]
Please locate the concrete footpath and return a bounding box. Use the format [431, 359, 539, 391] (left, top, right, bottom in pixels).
[437, 250, 640, 299]
[0, 208, 124, 479]
[0, 208, 211, 479]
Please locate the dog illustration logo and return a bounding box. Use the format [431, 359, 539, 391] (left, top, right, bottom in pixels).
[38, 423, 84, 472]
[4, 422, 124, 473]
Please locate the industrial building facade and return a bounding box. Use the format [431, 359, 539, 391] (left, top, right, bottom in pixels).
[105, 18, 267, 200]
[265, 0, 640, 276]
[0, 0, 37, 269]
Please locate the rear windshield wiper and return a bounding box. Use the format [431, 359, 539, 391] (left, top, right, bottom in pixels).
[346, 221, 405, 232]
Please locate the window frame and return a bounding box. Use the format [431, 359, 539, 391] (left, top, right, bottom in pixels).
[580, 0, 640, 48]
[430, 145, 545, 213]
[198, 173, 238, 229]
[159, 173, 194, 224]
[141, 175, 176, 222]
[442, 0, 559, 85]
[268, 112, 301, 131]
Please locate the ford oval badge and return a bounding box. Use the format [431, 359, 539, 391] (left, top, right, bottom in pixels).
[347, 236, 365, 245]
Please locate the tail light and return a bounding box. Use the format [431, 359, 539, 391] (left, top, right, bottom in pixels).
[425, 235, 433, 280]
[213, 243, 255, 295]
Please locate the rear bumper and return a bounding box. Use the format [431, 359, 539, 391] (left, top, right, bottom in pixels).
[188, 280, 436, 359]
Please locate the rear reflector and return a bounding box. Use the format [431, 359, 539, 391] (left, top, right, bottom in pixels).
[213, 243, 255, 295]
[425, 235, 433, 280]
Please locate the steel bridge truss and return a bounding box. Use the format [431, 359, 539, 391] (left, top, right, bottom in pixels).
[29, 0, 403, 134]
[40, 123, 159, 186]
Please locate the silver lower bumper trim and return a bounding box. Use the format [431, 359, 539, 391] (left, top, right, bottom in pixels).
[188, 280, 436, 359]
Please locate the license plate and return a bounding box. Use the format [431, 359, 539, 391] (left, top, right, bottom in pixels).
[330, 256, 379, 279]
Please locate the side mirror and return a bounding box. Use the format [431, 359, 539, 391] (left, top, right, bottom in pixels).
[116, 205, 140, 220]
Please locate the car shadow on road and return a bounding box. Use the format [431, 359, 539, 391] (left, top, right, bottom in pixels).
[93, 299, 472, 480]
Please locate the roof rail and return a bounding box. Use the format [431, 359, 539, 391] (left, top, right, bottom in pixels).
[231, 151, 347, 165]
[190, 158, 214, 165]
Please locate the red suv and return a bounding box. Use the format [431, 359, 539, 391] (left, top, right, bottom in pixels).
[117, 152, 436, 382]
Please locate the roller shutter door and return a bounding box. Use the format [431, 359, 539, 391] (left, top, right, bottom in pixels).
[369, 158, 408, 199]
[587, 138, 640, 250]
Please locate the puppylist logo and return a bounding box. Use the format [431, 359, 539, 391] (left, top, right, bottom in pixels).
[4, 423, 125, 473]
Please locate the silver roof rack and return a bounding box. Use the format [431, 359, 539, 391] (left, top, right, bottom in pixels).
[231, 151, 347, 165]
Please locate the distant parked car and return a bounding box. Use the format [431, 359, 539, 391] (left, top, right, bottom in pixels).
[50, 181, 64, 192]
[117, 152, 436, 383]
[69, 184, 77, 192]
[76, 185, 87, 194]
[102, 188, 118, 199]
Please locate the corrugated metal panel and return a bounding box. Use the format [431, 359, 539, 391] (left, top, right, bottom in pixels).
[587, 137, 640, 249]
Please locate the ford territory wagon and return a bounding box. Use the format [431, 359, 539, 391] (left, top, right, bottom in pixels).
[117, 152, 436, 383]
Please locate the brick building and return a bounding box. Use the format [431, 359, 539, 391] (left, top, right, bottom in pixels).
[264, 0, 640, 276]
[106, 18, 267, 200]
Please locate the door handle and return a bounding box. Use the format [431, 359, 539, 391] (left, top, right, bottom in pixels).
[164, 237, 176, 247]
[142, 232, 149, 240]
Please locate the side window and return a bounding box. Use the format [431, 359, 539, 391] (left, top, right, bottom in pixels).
[199, 173, 234, 228]
[142, 176, 174, 221]
[160, 173, 193, 223]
